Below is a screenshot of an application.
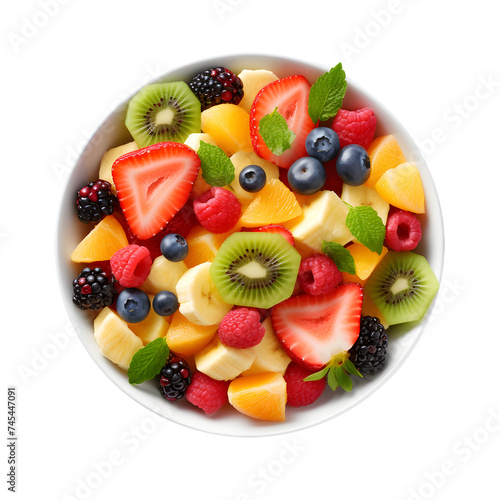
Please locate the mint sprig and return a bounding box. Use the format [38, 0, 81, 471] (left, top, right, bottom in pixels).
[308, 63, 347, 124]
[345, 204, 385, 255]
[321, 241, 356, 275]
[127, 337, 169, 385]
[259, 107, 296, 155]
[197, 141, 235, 187]
[304, 352, 362, 392]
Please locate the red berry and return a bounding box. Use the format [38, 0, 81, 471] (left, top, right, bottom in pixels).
[218, 308, 265, 349]
[284, 362, 326, 407]
[186, 372, 230, 414]
[241, 224, 295, 246]
[385, 210, 422, 251]
[298, 254, 342, 296]
[333, 108, 377, 150]
[193, 187, 241, 234]
[321, 158, 344, 197]
[110, 244, 152, 287]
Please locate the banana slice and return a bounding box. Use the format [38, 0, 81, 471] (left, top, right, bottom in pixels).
[195, 336, 256, 381]
[94, 307, 143, 370]
[341, 184, 389, 224]
[176, 262, 232, 326]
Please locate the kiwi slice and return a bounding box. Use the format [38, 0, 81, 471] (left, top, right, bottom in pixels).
[125, 82, 201, 148]
[364, 251, 439, 326]
[209, 232, 301, 309]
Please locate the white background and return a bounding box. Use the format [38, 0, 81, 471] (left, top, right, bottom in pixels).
[3, 0, 500, 498]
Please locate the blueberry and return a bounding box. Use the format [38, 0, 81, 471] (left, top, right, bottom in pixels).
[287, 157, 326, 195]
[305, 127, 340, 163]
[116, 288, 150, 323]
[239, 165, 267, 193]
[160, 233, 189, 262]
[336, 144, 371, 186]
[153, 291, 179, 317]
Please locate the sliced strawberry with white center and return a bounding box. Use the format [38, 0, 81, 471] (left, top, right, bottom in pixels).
[241, 224, 295, 246]
[112, 142, 200, 240]
[271, 283, 363, 370]
[250, 75, 315, 169]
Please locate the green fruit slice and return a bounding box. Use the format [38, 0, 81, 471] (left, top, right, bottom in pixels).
[209, 232, 301, 309]
[364, 251, 439, 326]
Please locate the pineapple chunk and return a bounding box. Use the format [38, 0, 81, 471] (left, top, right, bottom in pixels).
[140, 256, 188, 295]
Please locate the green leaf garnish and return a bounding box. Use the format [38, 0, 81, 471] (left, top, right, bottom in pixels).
[302, 352, 362, 393]
[345, 205, 385, 255]
[259, 108, 296, 155]
[127, 337, 169, 385]
[321, 241, 356, 275]
[308, 63, 347, 123]
[197, 141, 235, 187]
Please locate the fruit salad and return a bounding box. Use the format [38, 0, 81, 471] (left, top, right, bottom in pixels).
[68, 62, 439, 423]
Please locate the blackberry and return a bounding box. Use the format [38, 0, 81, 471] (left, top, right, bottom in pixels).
[156, 356, 191, 401]
[189, 67, 244, 111]
[76, 180, 117, 224]
[73, 267, 116, 310]
[349, 316, 388, 375]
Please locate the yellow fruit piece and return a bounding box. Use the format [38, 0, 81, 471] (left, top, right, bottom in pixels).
[361, 294, 389, 330]
[228, 372, 287, 422]
[70, 215, 128, 263]
[166, 310, 218, 357]
[240, 179, 302, 227]
[140, 256, 188, 295]
[365, 135, 406, 188]
[127, 295, 171, 345]
[99, 141, 137, 192]
[375, 162, 425, 213]
[184, 225, 224, 268]
[342, 243, 388, 283]
[238, 69, 279, 113]
[201, 104, 252, 156]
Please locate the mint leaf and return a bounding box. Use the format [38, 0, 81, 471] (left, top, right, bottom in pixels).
[346, 205, 385, 255]
[308, 63, 347, 123]
[321, 241, 356, 275]
[127, 337, 169, 385]
[198, 141, 235, 187]
[303, 365, 330, 382]
[259, 108, 296, 155]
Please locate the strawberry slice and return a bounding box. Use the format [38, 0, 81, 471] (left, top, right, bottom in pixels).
[112, 142, 200, 240]
[271, 283, 363, 370]
[250, 75, 315, 169]
[241, 224, 295, 246]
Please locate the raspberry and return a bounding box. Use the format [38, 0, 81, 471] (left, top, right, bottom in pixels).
[385, 210, 422, 251]
[284, 362, 326, 407]
[193, 187, 241, 234]
[332, 108, 377, 150]
[110, 244, 152, 287]
[218, 308, 265, 349]
[186, 372, 230, 414]
[298, 254, 342, 295]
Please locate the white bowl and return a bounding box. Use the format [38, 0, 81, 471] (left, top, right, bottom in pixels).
[57, 54, 444, 437]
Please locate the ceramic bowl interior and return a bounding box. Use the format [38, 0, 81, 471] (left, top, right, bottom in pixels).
[57, 54, 444, 437]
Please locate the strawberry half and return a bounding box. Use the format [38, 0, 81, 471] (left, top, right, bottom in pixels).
[271, 283, 363, 371]
[112, 142, 200, 240]
[250, 75, 315, 169]
[241, 224, 295, 246]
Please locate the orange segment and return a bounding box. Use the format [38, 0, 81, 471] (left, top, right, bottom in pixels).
[166, 310, 218, 357]
[375, 162, 425, 213]
[240, 179, 302, 227]
[228, 372, 287, 422]
[201, 104, 252, 156]
[70, 215, 128, 263]
[361, 294, 389, 330]
[365, 135, 406, 187]
[342, 243, 388, 283]
[127, 294, 171, 345]
[184, 225, 226, 268]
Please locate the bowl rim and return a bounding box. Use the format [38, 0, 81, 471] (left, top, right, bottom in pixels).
[56, 53, 445, 437]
